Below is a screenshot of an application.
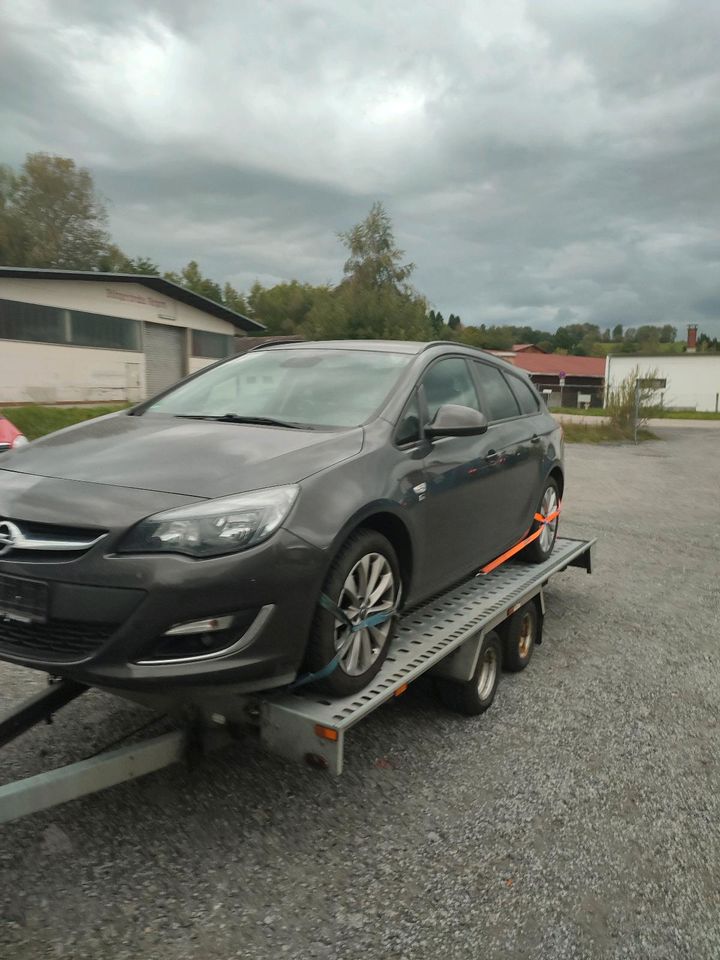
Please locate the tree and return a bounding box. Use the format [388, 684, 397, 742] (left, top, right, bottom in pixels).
[339, 201, 414, 292]
[3, 153, 111, 268]
[612, 323, 623, 341]
[0, 165, 18, 264]
[125, 256, 161, 276]
[164, 260, 223, 303]
[247, 279, 321, 334]
[448, 314, 462, 331]
[428, 310, 444, 336]
[97, 246, 161, 275]
[222, 282, 249, 317]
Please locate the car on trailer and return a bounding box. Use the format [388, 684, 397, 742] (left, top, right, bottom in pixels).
[0, 340, 563, 710]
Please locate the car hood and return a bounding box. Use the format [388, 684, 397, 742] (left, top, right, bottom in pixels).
[0, 413, 364, 498]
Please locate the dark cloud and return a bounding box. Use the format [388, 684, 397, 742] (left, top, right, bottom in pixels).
[1, 0, 719, 335]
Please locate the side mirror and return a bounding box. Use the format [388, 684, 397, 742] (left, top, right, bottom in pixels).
[425, 404, 489, 439]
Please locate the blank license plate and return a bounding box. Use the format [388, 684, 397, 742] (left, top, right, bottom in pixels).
[0, 573, 49, 624]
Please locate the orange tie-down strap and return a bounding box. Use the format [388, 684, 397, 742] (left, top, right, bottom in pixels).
[478, 504, 562, 576]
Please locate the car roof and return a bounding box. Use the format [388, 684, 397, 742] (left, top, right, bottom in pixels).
[255, 339, 427, 355]
[251, 339, 516, 366]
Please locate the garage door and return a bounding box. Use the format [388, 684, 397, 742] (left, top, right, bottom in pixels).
[144, 322, 187, 398]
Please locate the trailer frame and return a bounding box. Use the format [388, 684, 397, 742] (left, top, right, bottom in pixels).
[0, 536, 593, 824]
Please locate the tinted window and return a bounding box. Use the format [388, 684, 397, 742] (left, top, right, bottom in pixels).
[0, 298, 140, 350]
[192, 330, 233, 358]
[71, 311, 140, 350]
[507, 375, 541, 415]
[146, 348, 412, 428]
[422, 358, 479, 422]
[396, 392, 421, 445]
[474, 363, 521, 421]
[0, 298, 64, 344]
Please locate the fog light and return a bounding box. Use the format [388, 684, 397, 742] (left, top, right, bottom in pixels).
[163, 615, 234, 637]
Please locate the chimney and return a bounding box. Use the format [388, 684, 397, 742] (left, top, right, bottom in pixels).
[687, 324, 698, 353]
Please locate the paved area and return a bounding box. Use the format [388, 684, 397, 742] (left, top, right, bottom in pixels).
[1, 426, 719, 959]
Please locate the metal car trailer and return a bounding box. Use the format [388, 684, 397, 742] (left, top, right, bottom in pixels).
[0, 537, 593, 824]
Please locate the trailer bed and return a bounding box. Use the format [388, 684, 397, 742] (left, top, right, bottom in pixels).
[0, 536, 594, 821]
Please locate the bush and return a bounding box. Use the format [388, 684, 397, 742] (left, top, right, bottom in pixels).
[605, 368, 661, 439]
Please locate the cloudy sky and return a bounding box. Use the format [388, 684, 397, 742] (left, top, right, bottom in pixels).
[2, 0, 719, 335]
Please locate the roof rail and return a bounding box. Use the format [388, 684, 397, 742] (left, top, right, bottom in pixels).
[246, 338, 305, 352]
[421, 340, 490, 354]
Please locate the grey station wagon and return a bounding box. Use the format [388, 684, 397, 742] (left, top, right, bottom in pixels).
[0, 340, 563, 698]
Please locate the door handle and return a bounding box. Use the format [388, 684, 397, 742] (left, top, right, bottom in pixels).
[530, 434, 541, 444]
[485, 449, 500, 462]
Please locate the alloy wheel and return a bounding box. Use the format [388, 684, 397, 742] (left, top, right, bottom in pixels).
[334, 552, 397, 677]
[538, 485, 559, 552]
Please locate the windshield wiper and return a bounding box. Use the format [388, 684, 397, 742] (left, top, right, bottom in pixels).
[176, 414, 310, 429]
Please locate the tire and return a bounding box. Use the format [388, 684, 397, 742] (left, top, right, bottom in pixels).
[522, 477, 560, 564]
[305, 529, 401, 696]
[502, 601, 538, 672]
[436, 631, 501, 716]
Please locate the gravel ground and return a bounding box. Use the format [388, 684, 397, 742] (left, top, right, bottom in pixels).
[1, 425, 719, 960]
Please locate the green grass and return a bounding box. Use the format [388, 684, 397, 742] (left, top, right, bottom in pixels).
[552, 406, 720, 420]
[0, 404, 128, 440]
[562, 422, 658, 444]
[551, 406, 607, 416]
[651, 409, 720, 420]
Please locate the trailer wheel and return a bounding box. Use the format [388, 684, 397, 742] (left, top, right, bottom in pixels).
[502, 601, 538, 672]
[436, 631, 501, 716]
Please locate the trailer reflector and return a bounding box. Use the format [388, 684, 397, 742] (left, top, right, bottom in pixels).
[314, 724, 339, 741]
[394, 683, 409, 697]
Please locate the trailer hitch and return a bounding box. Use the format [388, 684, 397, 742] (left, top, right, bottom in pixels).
[0, 678, 88, 750]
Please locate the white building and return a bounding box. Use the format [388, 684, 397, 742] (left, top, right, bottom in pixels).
[0, 267, 263, 404]
[605, 353, 720, 412]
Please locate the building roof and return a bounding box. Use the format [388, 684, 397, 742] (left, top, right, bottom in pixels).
[512, 343, 547, 353]
[511, 353, 605, 378]
[0, 266, 265, 332]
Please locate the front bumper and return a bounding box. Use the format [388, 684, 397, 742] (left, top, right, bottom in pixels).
[0, 528, 327, 692]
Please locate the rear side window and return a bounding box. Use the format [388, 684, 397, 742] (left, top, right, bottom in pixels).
[507, 375, 541, 415]
[422, 358, 480, 422]
[473, 363, 521, 421]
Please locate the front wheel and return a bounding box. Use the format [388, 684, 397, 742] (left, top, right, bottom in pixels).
[305, 530, 401, 696]
[522, 478, 560, 564]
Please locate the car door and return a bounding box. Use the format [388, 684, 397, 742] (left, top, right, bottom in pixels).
[415, 356, 505, 593]
[504, 370, 550, 526]
[470, 360, 542, 548]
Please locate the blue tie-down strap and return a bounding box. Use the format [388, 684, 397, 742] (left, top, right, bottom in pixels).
[288, 593, 397, 691]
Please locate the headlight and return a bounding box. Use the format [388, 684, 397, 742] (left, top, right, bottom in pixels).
[119, 485, 299, 557]
[12, 435, 29, 448]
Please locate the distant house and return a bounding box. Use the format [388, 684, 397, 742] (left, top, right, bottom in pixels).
[0, 266, 263, 404]
[606, 354, 720, 412]
[510, 353, 606, 408]
[512, 343, 547, 354]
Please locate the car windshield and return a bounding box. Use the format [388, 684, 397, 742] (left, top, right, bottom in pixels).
[143, 348, 412, 428]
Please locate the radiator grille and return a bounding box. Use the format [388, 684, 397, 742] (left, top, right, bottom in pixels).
[0, 618, 115, 661]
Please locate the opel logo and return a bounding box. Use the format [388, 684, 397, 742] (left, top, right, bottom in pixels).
[0, 521, 21, 557]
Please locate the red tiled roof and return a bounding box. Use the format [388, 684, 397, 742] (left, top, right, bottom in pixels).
[511, 353, 605, 378]
[512, 343, 546, 353]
